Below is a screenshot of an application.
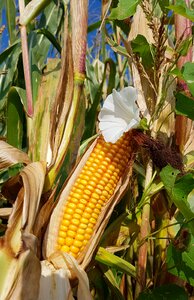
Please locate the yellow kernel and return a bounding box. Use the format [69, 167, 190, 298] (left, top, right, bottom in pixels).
[96, 184, 104, 190]
[92, 212, 98, 219]
[102, 190, 109, 197]
[85, 227, 93, 234]
[84, 233, 91, 240]
[65, 237, 74, 246]
[72, 218, 80, 226]
[85, 207, 92, 214]
[100, 165, 107, 171]
[76, 234, 85, 241]
[80, 223, 87, 229]
[60, 225, 68, 232]
[69, 252, 77, 258]
[82, 175, 90, 181]
[74, 213, 81, 220]
[66, 208, 74, 215]
[85, 189, 92, 196]
[71, 197, 79, 204]
[59, 231, 67, 238]
[61, 219, 70, 226]
[67, 230, 76, 238]
[84, 170, 93, 176]
[83, 240, 88, 246]
[58, 237, 65, 246]
[96, 203, 102, 210]
[92, 192, 100, 200]
[80, 217, 89, 224]
[82, 211, 91, 219]
[87, 185, 94, 191]
[97, 169, 104, 175]
[77, 203, 85, 210]
[94, 208, 101, 214]
[71, 192, 81, 200]
[88, 202, 95, 209]
[75, 208, 83, 215]
[69, 224, 78, 231]
[80, 198, 88, 204]
[67, 202, 77, 209]
[70, 245, 80, 254]
[79, 179, 88, 185]
[77, 228, 85, 235]
[90, 217, 97, 224]
[61, 245, 70, 253]
[91, 198, 97, 205]
[90, 181, 96, 187]
[73, 240, 83, 248]
[94, 158, 101, 163]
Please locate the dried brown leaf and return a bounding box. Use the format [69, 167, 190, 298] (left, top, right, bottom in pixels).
[0, 141, 31, 170]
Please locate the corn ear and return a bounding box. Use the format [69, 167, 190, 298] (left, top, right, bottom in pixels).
[43, 131, 136, 268]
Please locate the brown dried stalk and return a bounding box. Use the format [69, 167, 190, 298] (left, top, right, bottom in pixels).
[19, 0, 33, 117]
[175, 0, 193, 152]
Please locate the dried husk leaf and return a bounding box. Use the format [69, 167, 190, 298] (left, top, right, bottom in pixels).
[128, 5, 155, 44]
[0, 248, 41, 300]
[0, 208, 12, 218]
[0, 141, 31, 170]
[43, 132, 136, 269]
[28, 59, 61, 163]
[48, 252, 92, 300]
[3, 162, 46, 254]
[38, 260, 74, 300]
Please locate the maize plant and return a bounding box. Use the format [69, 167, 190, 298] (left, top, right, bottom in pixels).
[1, 0, 194, 299]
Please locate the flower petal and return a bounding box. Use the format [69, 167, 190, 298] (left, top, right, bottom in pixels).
[98, 86, 140, 143]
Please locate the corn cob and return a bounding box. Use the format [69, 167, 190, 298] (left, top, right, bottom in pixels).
[44, 131, 134, 261]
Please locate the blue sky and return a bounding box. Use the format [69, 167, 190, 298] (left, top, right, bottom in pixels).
[0, 0, 102, 53]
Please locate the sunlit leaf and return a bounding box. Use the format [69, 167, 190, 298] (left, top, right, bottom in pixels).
[96, 247, 136, 278]
[168, 0, 194, 22]
[109, 0, 140, 20]
[182, 62, 194, 97]
[175, 92, 194, 121]
[131, 34, 155, 69]
[160, 166, 194, 235]
[20, 0, 51, 25]
[167, 225, 194, 287]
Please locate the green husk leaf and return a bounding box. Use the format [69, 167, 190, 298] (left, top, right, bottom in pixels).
[96, 247, 136, 278]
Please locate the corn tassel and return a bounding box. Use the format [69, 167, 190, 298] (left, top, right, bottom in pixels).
[44, 131, 136, 264]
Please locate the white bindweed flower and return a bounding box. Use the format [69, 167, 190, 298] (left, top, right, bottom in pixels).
[98, 86, 140, 143]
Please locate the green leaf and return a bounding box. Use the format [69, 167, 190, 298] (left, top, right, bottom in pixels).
[182, 62, 194, 97]
[20, 0, 51, 25]
[167, 225, 194, 287]
[160, 166, 194, 234]
[175, 92, 194, 121]
[7, 87, 25, 149]
[176, 38, 193, 57]
[0, 42, 21, 102]
[106, 37, 130, 57]
[131, 35, 154, 69]
[138, 284, 188, 300]
[28, 1, 63, 102]
[160, 165, 180, 196]
[36, 28, 62, 53]
[96, 247, 136, 278]
[158, 0, 169, 12]
[5, 0, 17, 44]
[109, 0, 140, 20]
[168, 0, 194, 22]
